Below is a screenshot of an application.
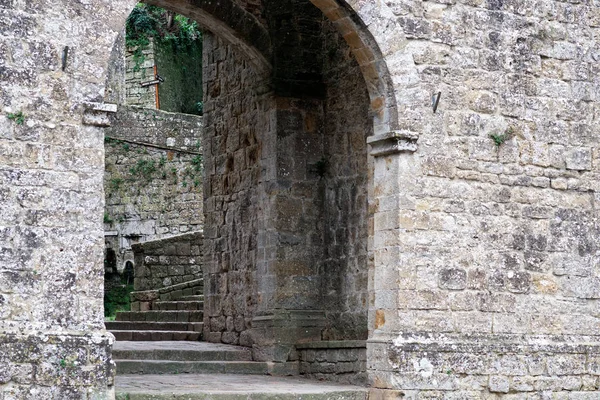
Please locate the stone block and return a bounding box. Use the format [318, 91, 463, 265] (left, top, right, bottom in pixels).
[488, 375, 510, 393]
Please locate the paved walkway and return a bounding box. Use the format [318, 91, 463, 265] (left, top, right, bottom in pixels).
[115, 374, 368, 399]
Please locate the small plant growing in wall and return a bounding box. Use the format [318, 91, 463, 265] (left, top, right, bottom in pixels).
[490, 126, 514, 147]
[129, 158, 157, 180]
[104, 213, 114, 225]
[311, 157, 329, 178]
[6, 111, 25, 125]
[109, 177, 124, 190]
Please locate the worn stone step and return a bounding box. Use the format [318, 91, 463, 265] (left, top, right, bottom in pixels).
[116, 310, 203, 322]
[113, 341, 253, 361]
[153, 300, 203, 311]
[115, 374, 368, 399]
[178, 295, 204, 301]
[116, 360, 269, 375]
[106, 321, 203, 332]
[112, 330, 201, 341]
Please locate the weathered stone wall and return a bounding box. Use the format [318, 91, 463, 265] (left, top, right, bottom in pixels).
[362, 0, 600, 397]
[202, 33, 276, 346]
[4, 0, 600, 397]
[154, 39, 204, 115]
[297, 341, 367, 386]
[320, 19, 371, 342]
[104, 106, 203, 272]
[110, 29, 203, 115]
[125, 39, 157, 109]
[200, 3, 372, 362]
[0, 0, 137, 397]
[105, 30, 126, 105]
[131, 232, 203, 291]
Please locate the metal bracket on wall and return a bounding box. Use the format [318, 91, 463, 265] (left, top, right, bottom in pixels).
[432, 91, 442, 113]
[140, 74, 165, 88]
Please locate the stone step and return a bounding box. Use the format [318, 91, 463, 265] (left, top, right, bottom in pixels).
[113, 341, 253, 361]
[115, 374, 368, 399]
[116, 310, 203, 322]
[106, 321, 203, 332]
[177, 295, 204, 301]
[153, 300, 203, 311]
[112, 330, 201, 341]
[116, 360, 269, 375]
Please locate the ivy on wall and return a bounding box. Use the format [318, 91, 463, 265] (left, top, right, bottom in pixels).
[126, 3, 204, 115]
[126, 3, 203, 52]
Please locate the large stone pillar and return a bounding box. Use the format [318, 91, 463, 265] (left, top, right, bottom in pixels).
[0, 1, 135, 398]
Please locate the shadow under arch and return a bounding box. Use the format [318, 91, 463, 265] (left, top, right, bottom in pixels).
[309, 0, 400, 135]
[139, 0, 398, 135]
[143, 0, 272, 76]
[103, 0, 396, 356]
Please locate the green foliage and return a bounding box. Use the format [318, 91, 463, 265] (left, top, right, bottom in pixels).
[314, 157, 328, 177]
[125, 3, 203, 69]
[104, 284, 134, 319]
[129, 158, 157, 179]
[6, 111, 25, 125]
[180, 154, 203, 189]
[109, 177, 124, 190]
[196, 101, 204, 115]
[103, 212, 113, 224]
[490, 126, 514, 147]
[191, 154, 203, 173]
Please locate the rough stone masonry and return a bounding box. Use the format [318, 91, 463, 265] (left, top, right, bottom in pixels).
[1, 0, 600, 398]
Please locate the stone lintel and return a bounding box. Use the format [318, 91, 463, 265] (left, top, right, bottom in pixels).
[82, 102, 118, 127]
[367, 130, 419, 157]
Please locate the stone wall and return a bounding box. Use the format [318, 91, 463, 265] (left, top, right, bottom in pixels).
[3, 0, 600, 398]
[154, 39, 204, 115]
[297, 341, 367, 386]
[202, 33, 276, 346]
[363, 0, 600, 397]
[114, 32, 203, 115]
[320, 19, 371, 342]
[131, 231, 203, 291]
[105, 30, 126, 105]
[125, 39, 157, 109]
[0, 0, 136, 397]
[104, 105, 203, 271]
[201, 9, 372, 358]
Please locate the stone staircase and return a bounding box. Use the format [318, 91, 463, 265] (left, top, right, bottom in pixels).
[113, 341, 270, 375]
[106, 279, 204, 341]
[107, 246, 367, 398]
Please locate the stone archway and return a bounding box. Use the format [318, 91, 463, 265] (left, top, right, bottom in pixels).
[101, 0, 404, 370]
[0, 0, 404, 396]
[309, 0, 400, 135]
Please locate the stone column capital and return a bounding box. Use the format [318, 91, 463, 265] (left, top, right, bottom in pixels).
[367, 130, 419, 157]
[82, 102, 118, 127]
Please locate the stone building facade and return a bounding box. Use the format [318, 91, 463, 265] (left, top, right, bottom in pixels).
[1, 0, 600, 399]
